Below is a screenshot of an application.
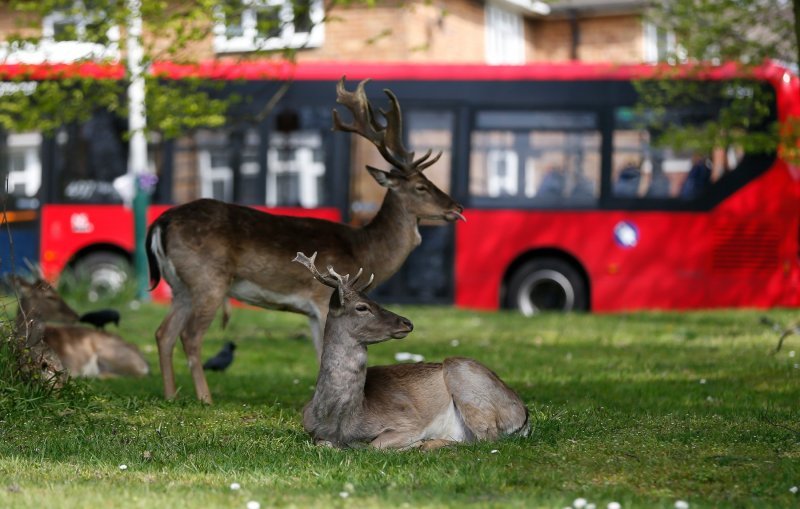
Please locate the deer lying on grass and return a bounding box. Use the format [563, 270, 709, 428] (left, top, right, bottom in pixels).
[294, 252, 529, 450]
[11, 276, 149, 378]
[146, 78, 464, 403]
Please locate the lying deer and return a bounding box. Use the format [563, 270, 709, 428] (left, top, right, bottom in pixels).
[11, 276, 149, 378]
[147, 78, 464, 403]
[294, 252, 529, 450]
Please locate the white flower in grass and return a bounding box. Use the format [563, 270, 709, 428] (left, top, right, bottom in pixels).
[573, 497, 587, 508]
[789, 350, 796, 358]
[118, 464, 128, 471]
[607, 502, 621, 509]
[246, 501, 260, 509]
[450, 339, 460, 347]
[230, 482, 241, 490]
[790, 486, 798, 494]
[490, 449, 499, 454]
[339, 491, 350, 498]
[586, 504, 596, 509]
[675, 500, 689, 509]
[699, 379, 706, 384]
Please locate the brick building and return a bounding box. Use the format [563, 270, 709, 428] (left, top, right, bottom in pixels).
[0, 0, 666, 66]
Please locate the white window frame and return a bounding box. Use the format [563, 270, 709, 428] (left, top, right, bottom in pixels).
[214, 0, 325, 54]
[198, 151, 234, 202]
[0, 2, 119, 64]
[5, 132, 43, 199]
[486, 149, 519, 197]
[643, 21, 684, 64]
[266, 131, 324, 208]
[485, 2, 525, 65]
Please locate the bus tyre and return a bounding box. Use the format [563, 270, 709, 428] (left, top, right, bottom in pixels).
[506, 258, 587, 315]
[73, 251, 131, 302]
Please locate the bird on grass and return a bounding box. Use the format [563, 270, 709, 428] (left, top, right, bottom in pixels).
[78, 309, 121, 329]
[203, 341, 237, 372]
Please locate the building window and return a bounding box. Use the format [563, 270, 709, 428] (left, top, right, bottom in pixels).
[22, 2, 119, 63]
[214, 0, 324, 54]
[485, 2, 525, 65]
[643, 21, 682, 64]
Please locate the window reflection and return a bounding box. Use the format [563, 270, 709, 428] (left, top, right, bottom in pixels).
[470, 111, 601, 206]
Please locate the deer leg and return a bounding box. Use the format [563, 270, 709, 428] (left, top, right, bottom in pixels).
[442, 358, 529, 440]
[180, 294, 225, 404]
[155, 299, 191, 400]
[370, 430, 420, 449]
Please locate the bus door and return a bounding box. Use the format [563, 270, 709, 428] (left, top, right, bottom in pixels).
[349, 109, 457, 304]
[1, 131, 43, 277]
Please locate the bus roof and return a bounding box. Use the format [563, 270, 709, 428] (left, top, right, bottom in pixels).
[0, 60, 795, 85]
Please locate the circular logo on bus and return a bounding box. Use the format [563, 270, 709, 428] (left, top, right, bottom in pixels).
[614, 221, 639, 249]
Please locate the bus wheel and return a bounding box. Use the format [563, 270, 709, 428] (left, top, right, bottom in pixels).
[72, 252, 131, 302]
[506, 258, 587, 316]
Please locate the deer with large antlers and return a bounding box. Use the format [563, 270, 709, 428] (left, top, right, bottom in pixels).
[147, 78, 464, 403]
[294, 252, 529, 450]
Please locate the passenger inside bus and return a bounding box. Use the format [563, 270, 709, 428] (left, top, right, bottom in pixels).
[679, 152, 712, 199]
[537, 166, 565, 198]
[613, 161, 641, 197]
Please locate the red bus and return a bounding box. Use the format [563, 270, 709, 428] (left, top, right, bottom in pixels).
[1, 61, 798, 312]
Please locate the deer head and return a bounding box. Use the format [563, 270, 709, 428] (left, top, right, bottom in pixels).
[293, 252, 413, 344]
[333, 78, 465, 223]
[9, 274, 80, 323]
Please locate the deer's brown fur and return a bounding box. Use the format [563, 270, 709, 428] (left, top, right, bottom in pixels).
[295, 252, 529, 450]
[11, 275, 149, 379]
[146, 78, 463, 403]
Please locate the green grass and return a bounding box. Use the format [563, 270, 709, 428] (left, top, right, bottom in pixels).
[1, 301, 799, 508]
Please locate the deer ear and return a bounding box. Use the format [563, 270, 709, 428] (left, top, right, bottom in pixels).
[366, 166, 403, 189]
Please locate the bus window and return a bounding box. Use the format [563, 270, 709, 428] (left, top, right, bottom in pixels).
[173, 127, 260, 205]
[407, 111, 453, 195]
[55, 111, 128, 204]
[469, 111, 601, 207]
[267, 130, 325, 208]
[613, 107, 750, 201]
[1, 132, 42, 210]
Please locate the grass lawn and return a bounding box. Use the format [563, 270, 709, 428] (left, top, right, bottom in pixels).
[1, 301, 799, 508]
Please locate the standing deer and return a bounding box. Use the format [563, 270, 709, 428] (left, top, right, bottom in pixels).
[147, 78, 464, 403]
[294, 252, 529, 450]
[11, 276, 149, 378]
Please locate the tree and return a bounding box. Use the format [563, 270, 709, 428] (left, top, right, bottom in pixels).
[0, 0, 336, 297]
[639, 0, 799, 163]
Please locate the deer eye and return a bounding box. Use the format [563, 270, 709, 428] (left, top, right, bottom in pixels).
[355, 303, 370, 313]
[414, 184, 428, 193]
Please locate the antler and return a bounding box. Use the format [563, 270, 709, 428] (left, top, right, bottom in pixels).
[293, 252, 375, 293]
[332, 77, 442, 175]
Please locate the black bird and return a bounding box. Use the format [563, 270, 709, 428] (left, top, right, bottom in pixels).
[203, 341, 236, 372]
[78, 309, 121, 329]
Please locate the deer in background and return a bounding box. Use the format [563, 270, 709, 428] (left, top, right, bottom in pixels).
[11, 276, 149, 378]
[147, 78, 464, 403]
[294, 252, 529, 450]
